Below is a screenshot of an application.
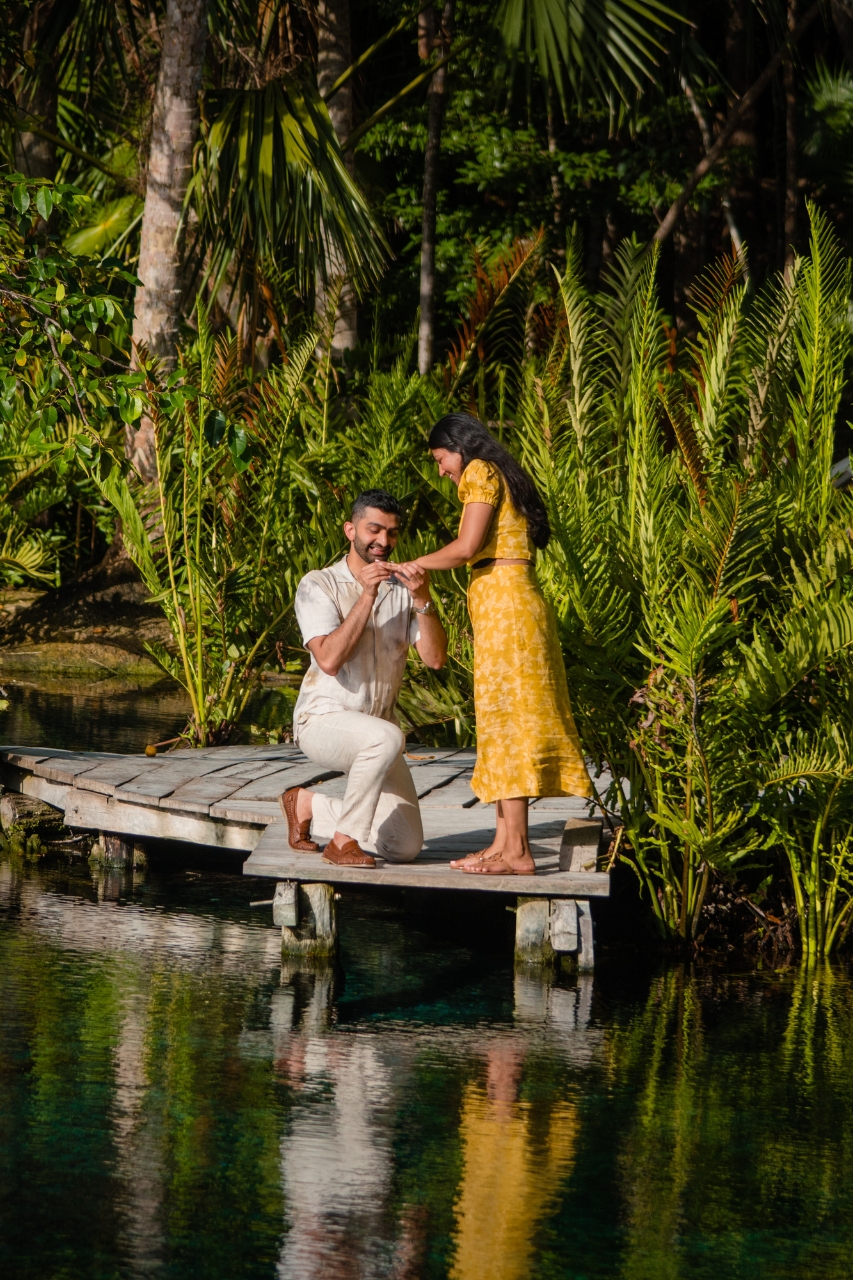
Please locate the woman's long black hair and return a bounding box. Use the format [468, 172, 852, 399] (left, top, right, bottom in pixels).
[428, 412, 551, 549]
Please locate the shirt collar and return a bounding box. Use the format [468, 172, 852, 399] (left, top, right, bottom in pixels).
[331, 555, 356, 582]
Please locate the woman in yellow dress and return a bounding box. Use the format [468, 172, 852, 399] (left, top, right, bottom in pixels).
[398, 412, 591, 875]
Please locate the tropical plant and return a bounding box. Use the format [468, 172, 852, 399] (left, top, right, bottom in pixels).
[99, 308, 327, 744]
[493, 207, 853, 955]
[0, 169, 138, 579]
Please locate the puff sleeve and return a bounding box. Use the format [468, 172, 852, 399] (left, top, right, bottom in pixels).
[458, 459, 501, 507]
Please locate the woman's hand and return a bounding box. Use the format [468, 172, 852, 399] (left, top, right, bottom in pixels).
[394, 560, 429, 605]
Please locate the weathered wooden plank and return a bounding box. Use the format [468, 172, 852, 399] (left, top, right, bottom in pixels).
[5, 769, 70, 812]
[243, 834, 610, 896]
[165, 746, 280, 760]
[560, 817, 602, 873]
[71, 758, 159, 795]
[208, 757, 309, 781]
[246, 808, 602, 873]
[64, 787, 263, 850]
[404, 749, 467, 764]
[0, 746, 121, 760]
[209, 799, 281, 824]
[306, 776, 347, 799]
[408, 765, 470, 797]
[114, 757, 241, 802]
[529, 796, 592, 811]
[1, 748, 63, 771]
[227, 765, 341, 802]
[32, 756, 124, 785]
[158, 775, 247, 814]
[419, 776, 478, 807]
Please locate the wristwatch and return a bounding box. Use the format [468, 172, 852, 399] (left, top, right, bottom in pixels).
[413, 599, 436, 616]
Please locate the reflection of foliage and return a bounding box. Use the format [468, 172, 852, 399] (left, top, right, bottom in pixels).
[0, 915, 285, 1277]
[144, 969, 283, 1272]
[610, 965, 853, 1278]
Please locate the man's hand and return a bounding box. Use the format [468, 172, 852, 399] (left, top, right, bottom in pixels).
[359, 560, 394, 597]
[394, 560, 430, 605]
[308, 560, 393, 676]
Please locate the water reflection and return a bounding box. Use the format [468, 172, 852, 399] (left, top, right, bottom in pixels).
[269, 960, 593, 1280]
[4, 855, 853, 1278]
[450, 1043, 577, 1280]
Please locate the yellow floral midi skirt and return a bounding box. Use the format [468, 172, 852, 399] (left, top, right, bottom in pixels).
[468, 564, 591, 803]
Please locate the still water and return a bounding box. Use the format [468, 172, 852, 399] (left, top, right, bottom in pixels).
[1, 690, 853, 1278]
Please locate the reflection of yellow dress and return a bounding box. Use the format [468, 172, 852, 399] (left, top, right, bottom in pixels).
[459, 459, 591, 802]
[450, 1084, 578, 1280]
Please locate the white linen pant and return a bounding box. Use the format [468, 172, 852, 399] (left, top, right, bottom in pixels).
[297, 711, 423, 862]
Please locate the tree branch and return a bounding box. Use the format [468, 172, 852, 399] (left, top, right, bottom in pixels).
[654, 0, 822, 244]
[324, 3, 435, 104]
[342, 36, 474, 152]
[10, 112, 134, 188]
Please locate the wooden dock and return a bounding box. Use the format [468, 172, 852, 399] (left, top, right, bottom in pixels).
[0, 744, 610, 967]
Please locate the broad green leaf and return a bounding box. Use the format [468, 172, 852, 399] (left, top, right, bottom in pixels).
[35, 187, 54, 221]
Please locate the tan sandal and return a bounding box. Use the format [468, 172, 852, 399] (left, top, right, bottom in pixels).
[460, 850, 536, 876]
[449, 848, 493, 869]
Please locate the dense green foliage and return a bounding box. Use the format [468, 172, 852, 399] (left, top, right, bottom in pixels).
[3, 1, 853, 953]
[55, 193, 849, 954]
[0, 170, 136, 581]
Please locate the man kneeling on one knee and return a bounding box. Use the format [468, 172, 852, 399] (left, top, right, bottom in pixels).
[280, 489, 448, 868]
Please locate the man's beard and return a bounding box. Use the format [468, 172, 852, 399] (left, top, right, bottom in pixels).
[353, 533, 392, 563]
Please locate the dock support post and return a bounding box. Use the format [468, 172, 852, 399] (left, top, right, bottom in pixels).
[102, 833, 133, 866]
[559, 818, 602, 872]
[547, 897, 595, 970]
[514, 897, 554, 965]
[91, 833, 146, 869]
[576, 899, 595, 971]
[280, 883, 337, 958]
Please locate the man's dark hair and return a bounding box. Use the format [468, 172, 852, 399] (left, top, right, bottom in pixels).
[351, 489, 401, 522]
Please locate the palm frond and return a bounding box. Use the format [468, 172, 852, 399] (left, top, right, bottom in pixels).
[187, 73, 388, 300]
[445, 234, 543, 398]
[496, 0, 682, 110]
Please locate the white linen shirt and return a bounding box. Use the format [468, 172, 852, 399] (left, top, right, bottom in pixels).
[292, 556, 421, 739]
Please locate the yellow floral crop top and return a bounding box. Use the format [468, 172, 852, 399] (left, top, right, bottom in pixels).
[457, 458, 536, 566]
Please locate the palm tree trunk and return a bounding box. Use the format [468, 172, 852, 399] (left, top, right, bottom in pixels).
[132, 0, 208, 366]
[418, 1, 454, 377]
[316, 0, 357, 356]
[130, 0, 208, 480]
[783, 0, 798, 273]
[15, 2, 58, 182]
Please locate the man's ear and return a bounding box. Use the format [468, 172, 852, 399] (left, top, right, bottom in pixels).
[343, 520, 356, 542]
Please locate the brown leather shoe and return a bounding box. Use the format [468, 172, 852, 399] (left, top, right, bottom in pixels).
[322, 837, 376, 868]
[279, 787, 320, 852]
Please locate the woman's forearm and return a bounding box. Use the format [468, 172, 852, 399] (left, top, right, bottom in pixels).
[415, 541, 474, 570]
[410, 501, 494, 571]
